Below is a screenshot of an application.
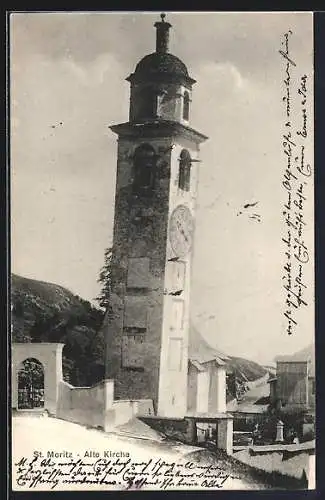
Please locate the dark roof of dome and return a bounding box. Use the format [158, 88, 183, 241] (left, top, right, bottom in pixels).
[136, 52, 188, 76]
[127, 52, 196, 85]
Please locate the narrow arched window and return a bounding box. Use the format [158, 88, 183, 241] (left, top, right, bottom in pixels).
[178, 149, 191, 192]
[138, 87, 157, 120]
[183, 91, 190, 121]
[133, 144, 156, 194]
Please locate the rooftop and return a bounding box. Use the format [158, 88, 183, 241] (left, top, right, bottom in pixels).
[274, 344, 315, 377]
[128, 52, 195, 86]
[126, 14, 195, 86]
[188, 324, 230, 365]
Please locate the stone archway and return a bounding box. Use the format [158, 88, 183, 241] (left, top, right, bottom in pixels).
[17, 358, 44, 409]
[12, 343, 64, 415]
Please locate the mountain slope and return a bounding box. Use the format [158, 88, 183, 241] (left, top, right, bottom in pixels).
[12, 273, 80, 310]
[11, 274, 105, 386]
[228, 356, 268, 382]
[11, 274, 85, 342]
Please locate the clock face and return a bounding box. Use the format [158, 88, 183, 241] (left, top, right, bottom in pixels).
[169, 205, 194, 258]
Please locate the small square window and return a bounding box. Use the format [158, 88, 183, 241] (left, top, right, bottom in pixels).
[124, 296, 147, 328]
[127, 257, 150, 288]
[121, 335, 145, 369]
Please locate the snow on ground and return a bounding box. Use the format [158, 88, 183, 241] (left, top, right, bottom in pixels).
[12, 415, 259, 491]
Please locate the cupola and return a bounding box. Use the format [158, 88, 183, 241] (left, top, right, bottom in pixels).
[127, 14, 195, 124]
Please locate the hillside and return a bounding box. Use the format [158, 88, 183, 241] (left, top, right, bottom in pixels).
[228, 356, 268, 382]
[11, 274, 105, 386]
[12, 274, 83, 341]
[12, 273, 81, 310]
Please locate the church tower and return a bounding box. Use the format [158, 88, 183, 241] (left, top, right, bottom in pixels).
[106, 14, 208, 418]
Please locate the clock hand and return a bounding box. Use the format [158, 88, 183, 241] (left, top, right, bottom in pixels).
[181, 229, 188, 242]
[174, 217, 191, 244]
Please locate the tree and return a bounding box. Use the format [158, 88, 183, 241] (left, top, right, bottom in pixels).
[96, 247, 113, 309]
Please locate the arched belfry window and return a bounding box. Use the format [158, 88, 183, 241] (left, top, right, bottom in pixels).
[183, 91, 190, 121]
[138, 87, 157, 120]
[178, 149, 191, 192]
[133, 144, 156, 194]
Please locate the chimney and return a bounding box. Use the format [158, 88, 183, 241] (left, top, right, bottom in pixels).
[154, 13, 172, 54]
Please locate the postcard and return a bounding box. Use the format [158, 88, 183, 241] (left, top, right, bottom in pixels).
[10, 11, 315, 491]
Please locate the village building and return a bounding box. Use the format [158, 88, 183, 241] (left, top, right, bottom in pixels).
[269, 356, 315, 411]
[187, 325, 229, 415]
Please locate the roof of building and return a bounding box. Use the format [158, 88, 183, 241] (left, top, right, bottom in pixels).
[127, 52, 196, 85]
[188, 325, 230, 365]
[190, 360, 206, 372]
[276, 356, 310, 363]
[275, 345, 315, 378]
[136, 52, 188, 78]
[234, 403, 269, 414]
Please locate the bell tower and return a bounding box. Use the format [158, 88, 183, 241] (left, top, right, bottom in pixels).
[105, 14, 208, 418]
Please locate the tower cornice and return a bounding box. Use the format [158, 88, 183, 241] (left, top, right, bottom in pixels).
[109, 120, 208, 145]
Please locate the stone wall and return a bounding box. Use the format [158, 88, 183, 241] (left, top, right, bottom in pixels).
[111, 400, 139, 426]
[57, 379, 114, 429]
[57, 379, 154, 431]
[233, 445, 315, 486]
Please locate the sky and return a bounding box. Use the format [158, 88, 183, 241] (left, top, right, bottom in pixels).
[10, 11, 314, 365]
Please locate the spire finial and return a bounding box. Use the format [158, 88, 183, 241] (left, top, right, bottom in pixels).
[154, 13, 172, 54]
